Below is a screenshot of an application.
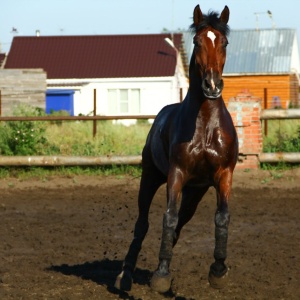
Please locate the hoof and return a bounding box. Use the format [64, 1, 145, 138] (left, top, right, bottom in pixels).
[208, 269, 228, 289]
[150, 270, 172, 293]
[114, 270, 133, 291]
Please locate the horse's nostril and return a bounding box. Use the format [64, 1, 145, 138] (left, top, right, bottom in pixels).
[204, 79, 211, 89]
[217, 79, 224, 90]
[202, 79, 212, 92]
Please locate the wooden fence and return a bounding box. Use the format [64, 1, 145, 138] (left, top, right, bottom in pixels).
[0, 109, 299, 167]
[259, 108, 300, 163]
[0, 69, 46, 115]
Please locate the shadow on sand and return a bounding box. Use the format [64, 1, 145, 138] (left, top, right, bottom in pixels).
[47, 258, 191, 299]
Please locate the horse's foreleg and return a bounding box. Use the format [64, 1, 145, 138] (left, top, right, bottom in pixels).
[150, 172, 182, 293]
[209, 169, 233, 289]
[115, 168, 165, 291]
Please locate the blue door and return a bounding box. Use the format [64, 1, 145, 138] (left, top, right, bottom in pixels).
[46, 90, 74, 116]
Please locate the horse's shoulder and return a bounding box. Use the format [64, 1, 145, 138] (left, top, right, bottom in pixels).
[157, 103, 180, 117]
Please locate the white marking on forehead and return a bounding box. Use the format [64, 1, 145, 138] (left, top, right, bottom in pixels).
[207, 31, 216, 48]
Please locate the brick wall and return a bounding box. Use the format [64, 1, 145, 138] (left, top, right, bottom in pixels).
[227, 90, 263, 169]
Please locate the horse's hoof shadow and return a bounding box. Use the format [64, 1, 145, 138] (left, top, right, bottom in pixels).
[47, 259, 151, 291]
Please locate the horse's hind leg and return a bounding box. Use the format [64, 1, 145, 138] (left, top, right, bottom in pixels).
[115, 163, 166, 291]
[174, 185, 209, 246]
[208, 169, 233, 289]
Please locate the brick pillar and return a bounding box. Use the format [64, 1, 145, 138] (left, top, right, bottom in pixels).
[227, 90, 263, 169]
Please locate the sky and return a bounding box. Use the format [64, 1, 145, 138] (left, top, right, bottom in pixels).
[1, 0, 300, 53]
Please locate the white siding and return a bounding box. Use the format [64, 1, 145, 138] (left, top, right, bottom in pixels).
[48, 76, 189, 117]
[291, 35, 300, 74]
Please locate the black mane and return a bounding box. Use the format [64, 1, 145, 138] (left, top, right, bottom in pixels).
[190, 10, 230, 36]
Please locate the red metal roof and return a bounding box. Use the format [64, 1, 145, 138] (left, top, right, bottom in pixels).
[5, 34, 183, 79]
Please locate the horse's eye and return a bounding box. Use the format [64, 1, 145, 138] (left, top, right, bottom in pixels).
[223, 39, 229, 48]
[193, 40, 199, 47]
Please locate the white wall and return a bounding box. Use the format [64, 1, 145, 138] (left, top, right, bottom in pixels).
[291, 35, 300, 75]
[48, 76, 189, 117]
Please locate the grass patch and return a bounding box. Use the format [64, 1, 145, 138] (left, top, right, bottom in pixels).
[45, 120, 151, 156]
[263, 119, 300, 152]
[262, 119, 300, 170]
[0, 104, 149, 179]
[0, 104, 151, 156]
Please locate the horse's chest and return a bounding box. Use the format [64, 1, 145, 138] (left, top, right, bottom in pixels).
[186, 127, 228, 169]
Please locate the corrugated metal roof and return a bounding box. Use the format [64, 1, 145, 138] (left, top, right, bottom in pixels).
[5, 34, 183, 79]
[183, 28, 298, 74]
[224, 28, 297, 74]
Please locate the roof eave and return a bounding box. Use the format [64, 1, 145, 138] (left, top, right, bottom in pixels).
[47, 76, 176, 84]
[223, 72, 293, 76]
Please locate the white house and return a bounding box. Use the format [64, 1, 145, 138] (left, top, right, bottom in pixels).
[5, 34, 189, 120]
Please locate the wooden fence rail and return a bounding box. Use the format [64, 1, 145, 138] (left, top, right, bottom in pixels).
[260, 108, 300, 120]
[0, 115, 157, 121]
[1, 109, 299, 121]
[0, 155, 142, 166]
[259, 153, 300, 163]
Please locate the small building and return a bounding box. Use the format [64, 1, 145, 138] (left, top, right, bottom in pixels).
[223, 28, 300, 108]
[183, 28, 300, 108]
[4, 34, 188, 118]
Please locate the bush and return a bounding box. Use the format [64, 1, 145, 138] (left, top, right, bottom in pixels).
[0, 104, 48, 155]
[263, 125, 300, 152]
[0, 124, 14, 155]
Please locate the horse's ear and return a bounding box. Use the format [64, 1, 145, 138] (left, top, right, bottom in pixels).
[220, 5, 230, 24]
[193, 5, 204, 27]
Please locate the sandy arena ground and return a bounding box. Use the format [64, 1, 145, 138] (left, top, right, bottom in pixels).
[0, 168, 299, 299]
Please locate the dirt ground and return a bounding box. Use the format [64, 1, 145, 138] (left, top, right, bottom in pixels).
[0, 168, 299, 300]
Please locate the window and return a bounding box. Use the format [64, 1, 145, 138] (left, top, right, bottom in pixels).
[108, 89, 140, 114]
[119, 89, 129, 113]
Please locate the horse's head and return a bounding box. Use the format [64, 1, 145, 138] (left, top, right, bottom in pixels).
[191, 5, 230, 99]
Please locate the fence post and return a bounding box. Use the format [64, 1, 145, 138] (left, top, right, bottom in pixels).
[264, 88, 268, 136]
[93, 89, 97, 137]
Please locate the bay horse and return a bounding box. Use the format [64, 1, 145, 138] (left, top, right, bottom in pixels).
[115, 4, 238, 293]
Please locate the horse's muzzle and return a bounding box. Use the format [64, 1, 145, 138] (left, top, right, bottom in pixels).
[202, 78, 224, 99]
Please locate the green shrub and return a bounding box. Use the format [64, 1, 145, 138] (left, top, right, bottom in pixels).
[48, 109, 70, 125]
[0, 124, 14, 155]
[1, 104, 48, 155]
[263, 125, 300, 153]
